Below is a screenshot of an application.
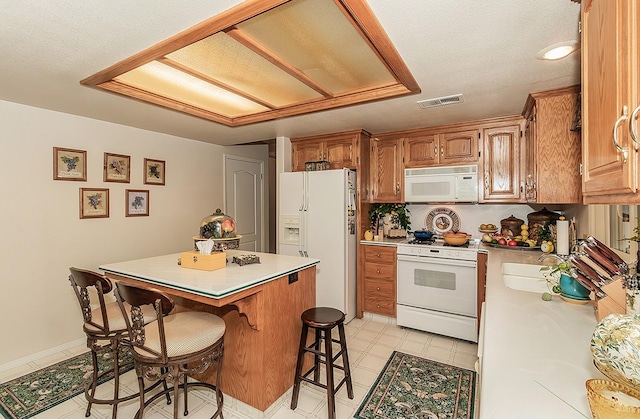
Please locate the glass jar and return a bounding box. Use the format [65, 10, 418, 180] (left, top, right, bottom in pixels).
[199, 209, 237, 239]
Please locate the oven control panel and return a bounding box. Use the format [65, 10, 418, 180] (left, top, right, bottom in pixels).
[397, 243, 479, 261]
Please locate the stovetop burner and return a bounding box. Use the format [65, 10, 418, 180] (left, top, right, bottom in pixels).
[407, 238, 436, 245]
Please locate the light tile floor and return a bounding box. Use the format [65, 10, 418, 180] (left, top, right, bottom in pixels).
[0, 314, 478, 418]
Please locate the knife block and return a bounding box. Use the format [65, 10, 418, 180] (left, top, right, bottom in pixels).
[595, 278, 626, 321]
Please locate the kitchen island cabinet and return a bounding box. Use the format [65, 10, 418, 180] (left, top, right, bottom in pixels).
[479, 247, 602, 418]
[100, 250, 319, 412]
[582, 0, 640, 203]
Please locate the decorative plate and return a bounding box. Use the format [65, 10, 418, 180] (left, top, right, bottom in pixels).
[591, 313, 640, 392]
[425, 207, 460, 234]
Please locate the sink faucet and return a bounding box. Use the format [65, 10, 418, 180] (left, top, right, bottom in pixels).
[537, 254, 566, 265]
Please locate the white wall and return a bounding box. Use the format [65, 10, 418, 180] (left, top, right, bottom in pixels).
[0, 100, 267, 366]
[406, 203, 586, 239]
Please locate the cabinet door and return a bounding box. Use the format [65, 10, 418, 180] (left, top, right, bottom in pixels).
[291, 140, 322, 172]
[404, 134, 438, 167]
[582, 0, 637, 198]
[535, 92, 582, 203]
[370, 138, 403, 202]
[524, 110, 537, 202]
[325, 136, 356, 169]
[481, 125, 523, 202]
[440, 129, 479, 165]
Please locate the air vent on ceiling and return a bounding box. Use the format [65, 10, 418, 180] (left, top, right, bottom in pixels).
[417, 94, 464, 109]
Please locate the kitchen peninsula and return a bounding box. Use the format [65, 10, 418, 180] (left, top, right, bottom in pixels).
[100, 250, 319, 412]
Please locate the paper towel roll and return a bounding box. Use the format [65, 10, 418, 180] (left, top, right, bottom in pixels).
[556, 220, 570, 255]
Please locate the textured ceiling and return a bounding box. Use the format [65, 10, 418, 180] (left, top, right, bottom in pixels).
[0, 0, 581, 146]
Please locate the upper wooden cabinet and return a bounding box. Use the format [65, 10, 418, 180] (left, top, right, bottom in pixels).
[480, 121, 525, 203]
[522, 86, 582, 204]
[370, 137, 403, 202]
[291, 130, 369, 172]
[582, 0, 640, 203]
[404, 129, 479, 168]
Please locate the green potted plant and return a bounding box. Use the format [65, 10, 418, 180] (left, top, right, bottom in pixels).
[368, 203, 411, 235]
[540, 257, 590, 301]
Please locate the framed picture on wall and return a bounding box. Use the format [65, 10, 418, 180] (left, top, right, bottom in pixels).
[125, 189, 149, 217]
[79, 188, 109, 219]
[104, 153, 130, 183]
[53, 147, 87, 181]
[144, 158, 165, 185]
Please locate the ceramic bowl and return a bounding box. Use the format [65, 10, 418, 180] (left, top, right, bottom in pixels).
[591, 313, 640, 393]
[559, 273, 591, 299]
[442, 233, 470, 246]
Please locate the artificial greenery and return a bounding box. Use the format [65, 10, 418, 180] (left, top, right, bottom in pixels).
[368, 203, 411, 232]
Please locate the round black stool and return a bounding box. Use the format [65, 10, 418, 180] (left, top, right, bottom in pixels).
[290, 307, 353, 419]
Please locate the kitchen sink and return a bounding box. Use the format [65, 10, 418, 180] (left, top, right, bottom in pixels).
[502, 262, 550, 293]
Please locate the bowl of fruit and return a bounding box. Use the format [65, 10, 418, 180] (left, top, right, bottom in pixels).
[478, 223, 498, 233]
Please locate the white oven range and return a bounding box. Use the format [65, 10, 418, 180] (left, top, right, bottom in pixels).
[396, 239, 482, 342]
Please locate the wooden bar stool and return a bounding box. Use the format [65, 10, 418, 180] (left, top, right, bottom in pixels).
[290, 307, 353, 419]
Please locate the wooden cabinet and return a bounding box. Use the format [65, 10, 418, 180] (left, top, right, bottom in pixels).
[404, 129, 479, 168]
[522, 86, 582, 204]
[581, 0, 640, 203]
[361, 245, 396, 317]
[291, 130, 369, 172]
[370, 137, 403, 202]
[480, 121, 525, 202]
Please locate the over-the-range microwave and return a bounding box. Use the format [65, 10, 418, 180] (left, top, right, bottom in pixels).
[404, 164, 478, 203]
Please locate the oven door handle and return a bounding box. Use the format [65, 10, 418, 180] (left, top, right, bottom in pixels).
[397, 255, 477, 268]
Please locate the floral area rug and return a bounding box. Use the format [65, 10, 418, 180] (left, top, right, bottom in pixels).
[355, 351, 476, 419]
[0, 347, 134, 419]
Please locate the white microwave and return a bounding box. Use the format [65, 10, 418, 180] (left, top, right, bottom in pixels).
[404, 165, 478, 203]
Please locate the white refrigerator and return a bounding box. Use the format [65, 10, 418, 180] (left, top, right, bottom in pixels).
[278, 169, 357, 322]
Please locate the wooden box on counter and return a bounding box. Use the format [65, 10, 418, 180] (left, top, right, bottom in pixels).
[595, 278, 626, 321]
[180, 251, 227, 271]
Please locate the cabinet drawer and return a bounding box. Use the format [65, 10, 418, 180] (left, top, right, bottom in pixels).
[364, 278, 395, 298]
[364, 263, 395, 280]
[364, 246, 396, 264]
[364, 297, 395, 316]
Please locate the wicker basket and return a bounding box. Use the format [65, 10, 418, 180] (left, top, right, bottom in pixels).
[586, 379, 640, 418]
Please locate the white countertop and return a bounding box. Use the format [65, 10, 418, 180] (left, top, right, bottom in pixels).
[480, 247, 603, 418]
[100, 250, 319, 299]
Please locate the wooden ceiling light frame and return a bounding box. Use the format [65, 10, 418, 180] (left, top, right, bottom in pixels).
[80, 0, 420, 127]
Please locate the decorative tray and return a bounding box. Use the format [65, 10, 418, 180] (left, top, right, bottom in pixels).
[482, 242, 541, 251]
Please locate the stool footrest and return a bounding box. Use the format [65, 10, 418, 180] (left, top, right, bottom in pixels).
[299, 369, 349, 395]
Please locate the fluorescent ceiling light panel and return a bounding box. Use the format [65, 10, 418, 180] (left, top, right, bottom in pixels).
[81, 0, 420, 127]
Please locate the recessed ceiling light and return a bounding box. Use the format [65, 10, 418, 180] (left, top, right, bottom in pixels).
[536, 40, 580, 61]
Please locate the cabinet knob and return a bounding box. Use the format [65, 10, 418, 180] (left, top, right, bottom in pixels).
[377, 304, 381, 308]
[376, 253, 381, 257]
[376, 269, 381, 274]
[376, 287, 381, 291]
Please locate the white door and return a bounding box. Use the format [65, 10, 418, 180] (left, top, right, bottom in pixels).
[224, 155, 264, 252]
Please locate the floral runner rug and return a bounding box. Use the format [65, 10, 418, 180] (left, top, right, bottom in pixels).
[0, 348, 133, 419]
[355, 351, 476, 419]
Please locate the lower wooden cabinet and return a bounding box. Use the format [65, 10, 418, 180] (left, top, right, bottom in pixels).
[362, 245, 397, 317]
